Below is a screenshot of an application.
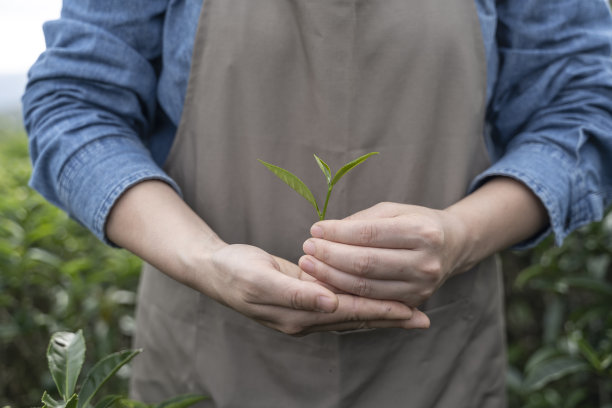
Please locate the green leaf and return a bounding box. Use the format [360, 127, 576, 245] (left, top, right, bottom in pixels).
[313, 154, 331, 184]
[561, 276, 612, 297]
[523, 356, 589, 391]
[524, 346, 560, 374]
[42, 391, 63, 408]
[514, 264, 545, 289]
[77, 349, 142, 408]
[47, 331, 86, 399]
[41, 392, 78, 408]
[258, 160, 320, 214]
[94, 395, 124, 408]
[330, 152, 379, 186]
[153, 394, 207, 408]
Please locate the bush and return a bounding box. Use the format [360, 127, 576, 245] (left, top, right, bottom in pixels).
[0, 123, 142, 407]
[504, 214, 612, 407]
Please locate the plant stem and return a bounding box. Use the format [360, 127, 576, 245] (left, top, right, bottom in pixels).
[321, 186, 333, 220]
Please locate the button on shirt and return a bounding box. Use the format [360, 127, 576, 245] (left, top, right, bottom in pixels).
[22, 0, 612, 247]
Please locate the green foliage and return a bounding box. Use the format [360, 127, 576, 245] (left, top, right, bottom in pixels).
[259, 152, 379, 220]
[0, 125, 142, 407]
[505, 210, 612, 407]
[41, 330, 205, 408]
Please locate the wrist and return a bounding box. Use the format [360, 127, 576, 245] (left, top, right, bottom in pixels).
[177, 230, 228, 294]
[440, 208, 479, 276]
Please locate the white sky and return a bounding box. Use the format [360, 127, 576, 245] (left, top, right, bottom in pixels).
[0, 0, 62, 75]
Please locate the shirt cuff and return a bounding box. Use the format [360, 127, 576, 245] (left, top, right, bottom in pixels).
[56, 135, 181, 246]
[468, 142, 601, 250]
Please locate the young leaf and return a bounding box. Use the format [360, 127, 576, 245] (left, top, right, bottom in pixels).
[47, 331, 86, 400]
[330, 152, 379, 186]
[313, 154, 331, 184]
[77, 349, 143, 408]
[258, 159, 320, 214]
[153, 394, 208, 408]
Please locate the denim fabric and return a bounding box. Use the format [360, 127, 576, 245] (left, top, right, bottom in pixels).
[22, 0, 612, 247]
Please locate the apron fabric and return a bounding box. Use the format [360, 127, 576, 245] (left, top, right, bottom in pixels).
[130, 0, 506, 406]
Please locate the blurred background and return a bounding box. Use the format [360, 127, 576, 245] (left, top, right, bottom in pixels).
[0, 1, 611, 407]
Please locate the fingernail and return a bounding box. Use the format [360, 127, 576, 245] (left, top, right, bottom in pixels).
[311, 224, 323, 238]
[316, 296, 337, 313]
[303, 239, 315, 255]
[300, 257, 314, 273]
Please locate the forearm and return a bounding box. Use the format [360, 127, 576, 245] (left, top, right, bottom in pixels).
[105, 180, 226, 287]
[445, 177, 548, 275]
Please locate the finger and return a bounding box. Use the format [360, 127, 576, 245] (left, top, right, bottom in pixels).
[303, 309, 431, 334]
[342, 202, 403, 220]
[302, 238, 427, 281]
[252, 268, 339, 313]
[300, 255, 424, 304]
[255, 294, 418, 334]
[310, 217, 441, 249]
[273, 255, 347, 293]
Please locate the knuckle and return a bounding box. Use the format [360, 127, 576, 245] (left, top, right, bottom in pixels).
[421, 258, 443, 280]
[353, 253, 374, 276]
[351, 277, 371, 297]
[421, 224, 444, 248]
[288, 288, 304, 310]
[358, 223, 378, 245]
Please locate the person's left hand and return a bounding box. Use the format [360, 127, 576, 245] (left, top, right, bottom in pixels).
[298, 202, 471, 308]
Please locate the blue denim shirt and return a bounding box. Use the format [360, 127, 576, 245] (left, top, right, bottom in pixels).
[22, 0, 612, 248]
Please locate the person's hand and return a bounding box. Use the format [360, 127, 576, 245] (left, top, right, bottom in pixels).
[187, 243, 430, 335]
[298, 202, 470, 308]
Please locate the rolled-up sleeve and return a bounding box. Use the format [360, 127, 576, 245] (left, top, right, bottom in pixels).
[471, 0, 612, 248]
[22, 0, 180, 245]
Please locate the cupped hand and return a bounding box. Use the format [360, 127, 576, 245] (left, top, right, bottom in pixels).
[298, 202, 470, 308]
[189, 243, 430, 335]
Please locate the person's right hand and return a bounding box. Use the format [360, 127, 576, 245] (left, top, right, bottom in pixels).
[189, 243, 430, 335]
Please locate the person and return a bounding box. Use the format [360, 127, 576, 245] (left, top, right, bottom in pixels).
[23, 0, 612, 406]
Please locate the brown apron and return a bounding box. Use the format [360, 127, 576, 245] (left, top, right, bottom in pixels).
[130, 0, 506, 406]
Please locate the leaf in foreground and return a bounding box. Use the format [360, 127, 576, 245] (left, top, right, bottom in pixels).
[77, 349, 142, 408]
[42, 392, 78, 408]
[47, 331, 86, 400]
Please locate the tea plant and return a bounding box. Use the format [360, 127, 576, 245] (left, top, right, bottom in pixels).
[0, 126, 141, 407]
[258, 152, 378, 220]
[40, 330, 205, 408]
[505, 210, 612, 408]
